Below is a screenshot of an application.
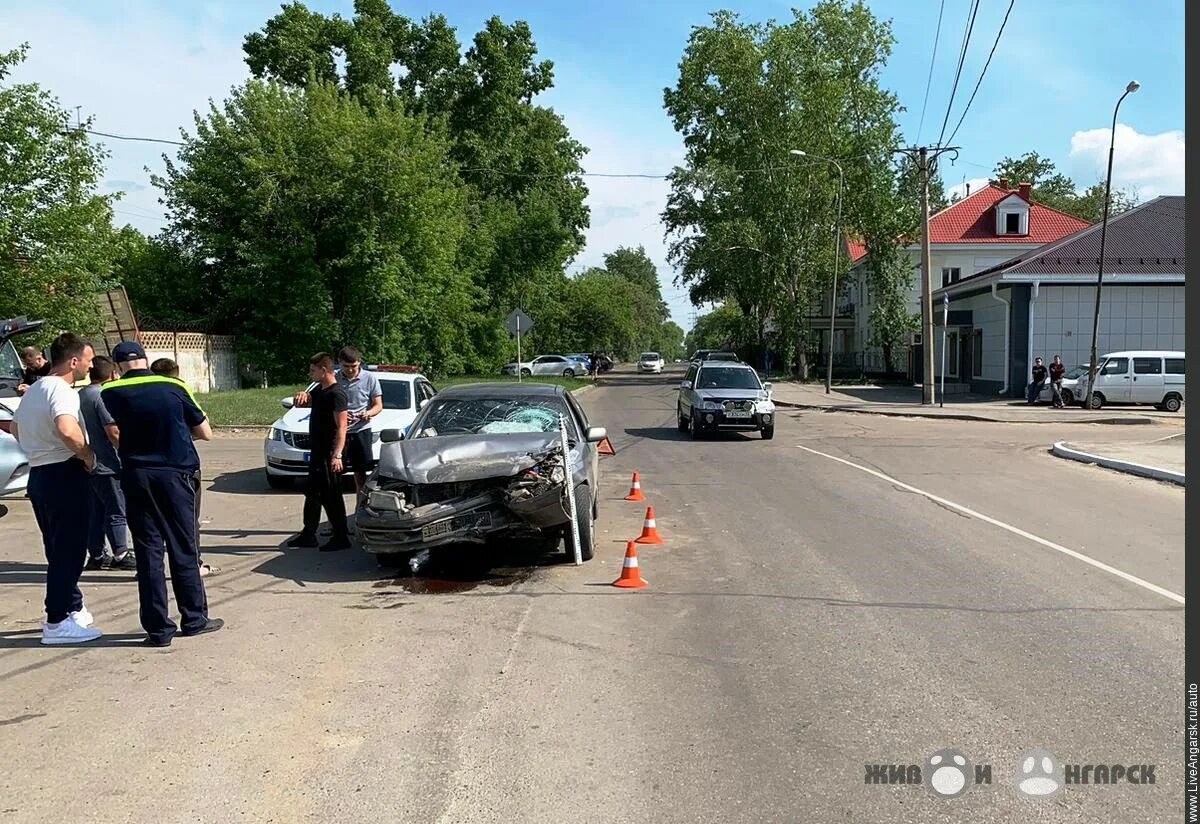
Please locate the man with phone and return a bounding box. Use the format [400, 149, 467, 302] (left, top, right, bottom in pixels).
[287, 353, 351, 551]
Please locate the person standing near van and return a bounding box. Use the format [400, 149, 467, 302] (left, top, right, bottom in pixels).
[1049, 355, 1067, 408]
[1028, 357, 1047, 404]
[11, 333, 102, 645]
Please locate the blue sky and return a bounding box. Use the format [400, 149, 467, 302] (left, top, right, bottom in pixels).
[2, 0, 1185, 327]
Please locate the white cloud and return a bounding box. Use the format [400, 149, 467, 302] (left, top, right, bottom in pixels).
[1067, 124, 1185, 199]
[946, 177, 989, 202]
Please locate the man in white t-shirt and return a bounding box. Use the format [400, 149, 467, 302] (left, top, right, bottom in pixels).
[12, 333, 102, 645]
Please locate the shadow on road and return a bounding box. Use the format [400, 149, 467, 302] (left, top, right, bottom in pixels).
[623, 426, 690, 442]
[0, 629, 149, 649]
[0, 560, 136, 586]
[209, 467, 354, 495]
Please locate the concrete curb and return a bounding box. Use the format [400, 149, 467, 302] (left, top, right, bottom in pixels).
[773, 400, 1159, 426]
[1050, 441, 1185, 486]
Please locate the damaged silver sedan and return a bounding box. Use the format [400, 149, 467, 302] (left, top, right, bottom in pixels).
[357, 383, 607, 567]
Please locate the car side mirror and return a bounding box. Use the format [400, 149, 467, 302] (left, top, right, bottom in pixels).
[380, 429, 403, 443]
[679, 380, 692, 390]
[585, 426, 607, 443]
[280, 397, 294, 409]
[763, 382, 773, 393]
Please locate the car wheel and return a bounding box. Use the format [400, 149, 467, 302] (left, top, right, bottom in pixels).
[563, 484, 595, 562]
[1061, 389, 1074, 406]
[563, 368, 575, 377]
[520, 368, 532, 377]
[1087, 393, 1105, 410]
[677, 405, 688, 432]
[265, 470, 292, 490]
[761, 425, 775, 440]
[1163, 394, 1182, 413]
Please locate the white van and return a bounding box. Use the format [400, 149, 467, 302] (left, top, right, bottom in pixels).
[1082, 350, 1185, 412]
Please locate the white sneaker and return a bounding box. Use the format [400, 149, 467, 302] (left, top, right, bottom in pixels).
[42, 616, 102, 645]
[70, 607, 94, 628]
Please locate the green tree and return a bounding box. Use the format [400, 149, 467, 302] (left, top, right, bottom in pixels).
[0, 45, 117, 340]
[991, 151, 1136, 222]
[684, 304, 752, 353]
[663, 2, 905, 378]
[242, 2, 590, 321]
[154, 79, 473, 381]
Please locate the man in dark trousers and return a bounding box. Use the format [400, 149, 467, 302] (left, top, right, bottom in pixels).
[287, 353, 351, 551]
[1049, 355, 1067, 409]
[1028, 357, 1047, 404]
[12, 333, 102, 645]
[102, 341, 222, 647]
[78, 355, 134, 571]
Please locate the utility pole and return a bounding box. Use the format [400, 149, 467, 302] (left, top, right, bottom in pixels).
[894, 144, 959, 405]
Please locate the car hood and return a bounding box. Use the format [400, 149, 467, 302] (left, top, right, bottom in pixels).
[273, 406, 413, 432]
[695, 387, 763, 400]
[377, 431, 575, 484]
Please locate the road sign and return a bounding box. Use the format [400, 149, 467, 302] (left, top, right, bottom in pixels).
[504, 308, 533, 338]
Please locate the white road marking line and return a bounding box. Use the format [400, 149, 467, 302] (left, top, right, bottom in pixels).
[795, 444, 1185, 605]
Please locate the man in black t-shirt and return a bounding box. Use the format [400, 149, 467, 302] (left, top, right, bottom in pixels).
[287, 353, 351, 551]
[16, 346, 51, 395]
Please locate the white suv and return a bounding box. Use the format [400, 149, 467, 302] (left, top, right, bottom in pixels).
[263, 366, 437, 488]
[677, 360, 776, 439]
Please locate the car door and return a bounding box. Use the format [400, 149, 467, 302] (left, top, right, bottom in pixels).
[1096, 357, 1131, 402]
[1131, 356, 1165, 404]
[532, 356, 556, 376]
[680, 364, 699, 418]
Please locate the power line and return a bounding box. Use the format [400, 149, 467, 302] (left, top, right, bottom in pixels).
[937, 0, 982, 147]
[74, 128, 185, 146]
[915, 0, 947, 145]
[945, 0, 1016, 147]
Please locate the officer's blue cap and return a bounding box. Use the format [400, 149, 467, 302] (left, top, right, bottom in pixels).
[111, 340, 147, 363]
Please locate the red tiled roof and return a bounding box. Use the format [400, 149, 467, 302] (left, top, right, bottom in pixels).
[928, 184, 1090, 244]
[845, 237, 868, 263]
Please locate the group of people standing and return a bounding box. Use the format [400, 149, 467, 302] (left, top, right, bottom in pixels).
[1028, 355, 1068, 408]
[12, 336, 221, 646]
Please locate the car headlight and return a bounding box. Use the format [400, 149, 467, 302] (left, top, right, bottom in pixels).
[699, 400, 722, 411]
[267, 427, 281, 441]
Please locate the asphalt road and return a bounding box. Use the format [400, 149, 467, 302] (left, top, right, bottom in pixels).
[0, 367, 1184, 823]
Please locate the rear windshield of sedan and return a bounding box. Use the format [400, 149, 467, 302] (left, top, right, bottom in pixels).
[641, 353, 659, 360]
[412, 397, 573, 437]
[696, 366, 761, 390]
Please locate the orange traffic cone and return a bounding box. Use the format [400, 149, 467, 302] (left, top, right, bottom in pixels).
[624, 472, 646, 502]
[612, 541, 648, 588]
[634, 506, 664, 544]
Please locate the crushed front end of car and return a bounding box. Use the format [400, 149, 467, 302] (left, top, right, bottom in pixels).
[356, 432, 577, 555]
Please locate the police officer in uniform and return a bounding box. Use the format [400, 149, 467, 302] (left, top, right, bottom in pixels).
[101, 341, 223, 647]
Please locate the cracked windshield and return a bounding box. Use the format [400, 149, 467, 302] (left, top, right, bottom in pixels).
[0, 0, 1186, 822]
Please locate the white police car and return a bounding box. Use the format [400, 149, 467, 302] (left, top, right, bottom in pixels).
[263, 365, 437, 488]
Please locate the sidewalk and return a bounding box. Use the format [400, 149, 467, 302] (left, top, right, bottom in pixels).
[770, 382, 1179, 425]
[1051, 434, 1185, 486]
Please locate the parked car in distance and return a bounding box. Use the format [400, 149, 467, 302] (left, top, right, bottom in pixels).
[638, 352, 665, 373]
[677, 360, 775, 439]
[501, 354, 585, 377]
[356, 382, 607, 567]
[567, 354, 593, 372]
[1077, 350, 1184, 411]
[690, 350, 740, 363]
[1036, 365, 1088, 405]
[264, 365, 437, 488]
[0, 401, 29, 497]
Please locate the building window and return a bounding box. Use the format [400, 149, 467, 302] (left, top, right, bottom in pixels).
[1004, 212, 1021, 234]
[972, 329, 983, 377]
[941, 267, 961, 287]
[946, 331, 959, 377]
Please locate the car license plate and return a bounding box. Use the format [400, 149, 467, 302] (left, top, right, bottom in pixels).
[421, 512, 493, 542]
[303, 452, 311, 463]
[725, 410, 751, 419]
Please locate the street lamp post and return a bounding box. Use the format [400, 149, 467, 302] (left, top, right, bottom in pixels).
[1084, 80, 1139, 411]
[790, 149, 844, 395]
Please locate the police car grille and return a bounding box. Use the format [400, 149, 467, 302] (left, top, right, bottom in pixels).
[286, 432, 311, 449]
